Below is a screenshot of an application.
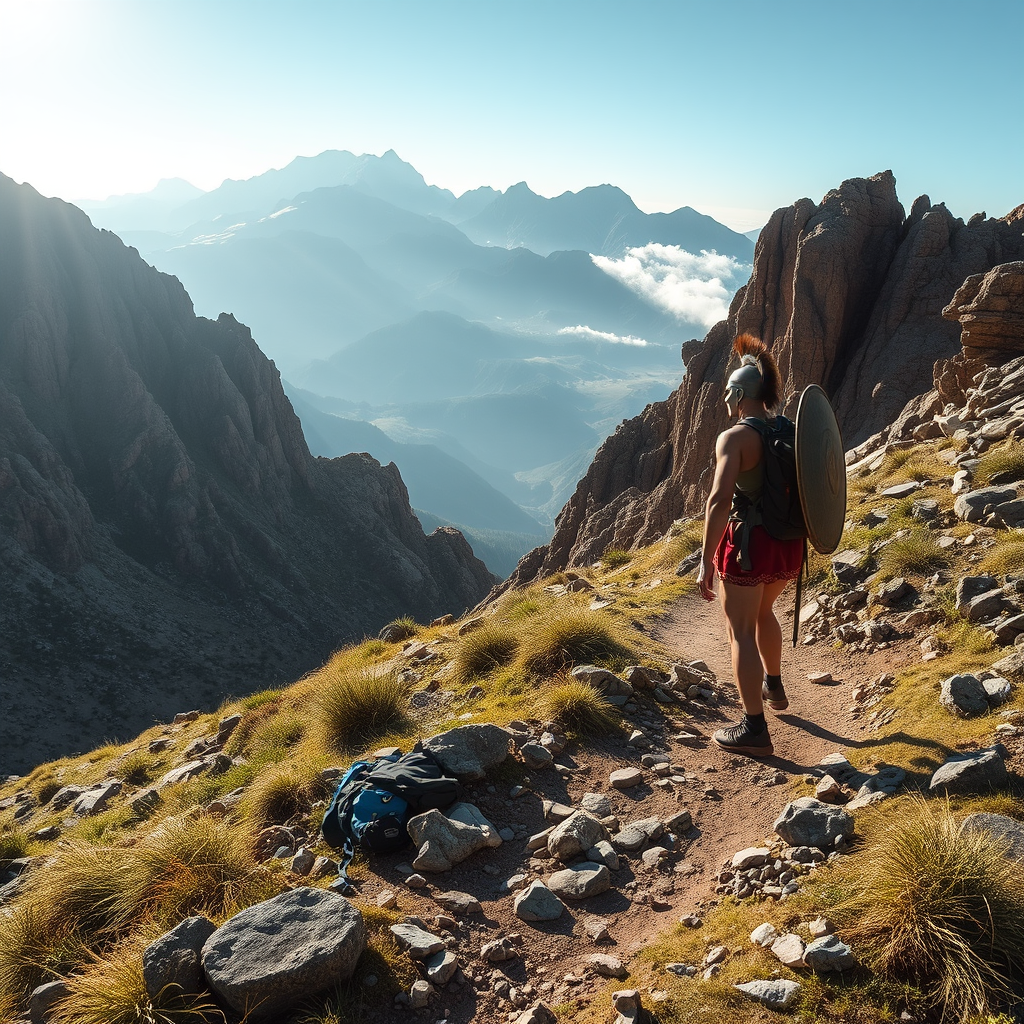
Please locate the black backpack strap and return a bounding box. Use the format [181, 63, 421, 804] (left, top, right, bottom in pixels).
[792, 539, 807, 648]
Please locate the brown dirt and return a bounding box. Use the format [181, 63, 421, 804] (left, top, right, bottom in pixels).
[352, 585, 922, 1023]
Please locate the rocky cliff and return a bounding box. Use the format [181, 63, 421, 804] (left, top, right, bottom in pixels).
[503, 172, 1024, 588]
[0, 174, 494, 773]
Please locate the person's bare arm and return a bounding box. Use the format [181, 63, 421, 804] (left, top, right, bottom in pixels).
[698, 428, 745, 600]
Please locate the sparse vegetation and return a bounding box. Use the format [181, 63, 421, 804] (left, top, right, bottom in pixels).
[519, 606, 635, 675]
[381, 616, 418, 641]
[977, 438, 1024, 487]
[241, 761, 329, 829]
[453, 621, 519, 680]
[980, 530, 1024, 576]
[600, 548, 633, 568]
[540, 679, 618, 736]
[876, 529, 949, 581]
[842, 798, 1024, 1021]
[0, 826, 29, 860]
[314, 667, 409, 750]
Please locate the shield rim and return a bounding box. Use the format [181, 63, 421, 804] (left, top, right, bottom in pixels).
[794, 383, 846, 555]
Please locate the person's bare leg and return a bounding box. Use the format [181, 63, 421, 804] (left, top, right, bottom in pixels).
[755, 578, 789, 676]
[714, 580, 774, 756]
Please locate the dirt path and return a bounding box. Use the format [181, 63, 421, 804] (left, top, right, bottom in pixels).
[363, 586, 920, 1021]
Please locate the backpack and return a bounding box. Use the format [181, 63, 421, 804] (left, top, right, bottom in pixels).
[739, 416, 806, 541]
[321, 745, 459, 892]
[737, 415, 809, 646]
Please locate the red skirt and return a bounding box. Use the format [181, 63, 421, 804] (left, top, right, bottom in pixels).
[714, 523, 803, 586]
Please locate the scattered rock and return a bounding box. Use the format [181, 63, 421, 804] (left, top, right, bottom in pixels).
[422, 724, 511, 780]
[750, 923, 778, 947]
[433, 890, 481, 915]
[581, 792, 612, 817]
[804, 935, 856, 972]
[408, 979, 434, 1008]
[734, 979, 802, 1010]
[774, 798, 854, 847]
[143, 916, 216, 1000]
[587, 953, 628, 979]
[424, 949, 458, 985]
[521, 743, 554, 770]
[481, 936, 517, 962]
[548, 811, 609, 862]
[610, 768, 643, 790]
[407, 802, 502, 872]
[770, 933, 806, 967]
[732, 846, 770, 870]
[929, 748, 1007, 795]
[547, 861, 611, 900]
[514, 1002, 557, 1024]
[29, 980, 69, 1022]
[514, 880, 565, 922]
[390, 923, 445, 960]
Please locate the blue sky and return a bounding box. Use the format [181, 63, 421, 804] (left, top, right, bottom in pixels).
[0, 0, 1020, 230]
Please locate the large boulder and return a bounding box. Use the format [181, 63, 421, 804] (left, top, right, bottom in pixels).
[407, 801, 502, 872]
[423, 725, 511, 780]
[942, 261, 1024, 356]
[954, 486, 1019, 524]
[514, 880, 565, 922]
[143, 915, 216, 999]
[773, 798, 854, 848]
[547, 811, 609, 862]
[202, 888, 365, 1022]
[961, 812, 1024, 860]
[939, 674, 990, 717]
[929, 749, 1007, 796]
[547, 862, 611, 900]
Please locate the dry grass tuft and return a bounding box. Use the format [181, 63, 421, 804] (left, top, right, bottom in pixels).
[0, 825, 29, 860]
[981, 530, 1024, 576]
[519, 606, 635, 675]
[241, 761, 329, 830]
[453, 621, 519, 681]
[50, 938, 224, 1024]
[539, 679, 618, 736]
[977, 439, 1024, 487]
[876, 529, 949, 581]
[842, 797, 1024, 1021]
[314, 668, 410, 751]
[600, 549, 633, 568]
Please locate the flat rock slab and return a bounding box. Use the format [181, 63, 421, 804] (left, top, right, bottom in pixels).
[770, 933, 806, 967]
[610, 768, 643, 789]
[586, 953, 627, 978]
[390, 923, 445, 959]
[423, 724, 511, 780]
[514, 880, 565, 922]
[202, 888, 365, 1022]
[433, 890, 481, 915]
[734, 979, 802, 1009]
[547, 861, 610, 900]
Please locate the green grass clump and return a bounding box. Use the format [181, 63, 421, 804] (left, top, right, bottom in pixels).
[519, 606, 635, 675]
[314, 668, 409, 751]
[380, 616, 418, 641]
[241, 761, 329, 830]
[977, 439, 1024, 487]
[877, 529, 949, 581]
[540, 680, 618, 736]
[981, 530, 1024, 576]
[115, 749, 156, 787]
[600, 548, 633, 568]
[842, 797, 1024, 1021]
[453, 622, 519, 681]
[0, 826, 29, 860]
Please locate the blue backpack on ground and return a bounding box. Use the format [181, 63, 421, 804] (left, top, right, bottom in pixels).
[321, 744, 459, 892]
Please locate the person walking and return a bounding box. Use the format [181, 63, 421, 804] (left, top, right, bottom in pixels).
[696, 334, 803, 757]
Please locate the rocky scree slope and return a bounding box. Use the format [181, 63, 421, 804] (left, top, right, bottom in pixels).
[501, 172, 1024, 587]
[0, 174, 494, 774]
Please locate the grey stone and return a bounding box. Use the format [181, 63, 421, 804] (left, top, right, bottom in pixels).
[587, 840, 619, 870]
[143, 915, 216, 999]
[548, 811, 609, 862]
[408, 979, 433, 1008]
[966, 590, 1010, 623]
[48, 784, 86, 811]
[290, 848, 315, 876]
[641, 847, 668, 869]
[770, 933, 806, 967]
[773, 798, 854, 847]
[481, 936, 517, 962]
[581, 792, 612, 817]
[521, 743, 554, 769]
[929, 749, 1007, 796]
[202, 888, 365, 1022]
[73, 779, 122, 816]
[424, 949, 458, 985]
[984, 677, 1013, 705]
[547, 861, 611, 900]
[961, 812, 1024, 860]
[515, 1001, 557, 1024]
[586, 953, 627, 978]
[159, 760, 208, 788]
[389, 923, 445, 959]
[939, 674, 990, 717]
[129, 788, 161, 814]
[422, 724, 511, 780]
[956, 575, 1001, 611]
[514, 880, 565, 922]
[734, 979, 802, 1009]
[994, 649, 1024, 676]
[832, 549, 868, 586]
[29, 980, 69, 1022]
[217, 714, 242, 744]
[731, 846, 770, 870]
[407, 802, 502, 872]
[803, 935, 856, 971]
[877, 577, 914, 607]
[433, 890, 481, 915]
[571, 664, 633, 697]
[955, 486, 1019, 523]
[749, 923, 778, 947]
[610, 768, 643, 789]
[584, 915, 611, 942]
[881, 481, 921, 499]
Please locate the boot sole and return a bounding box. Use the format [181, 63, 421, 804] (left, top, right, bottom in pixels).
[765, 697, 789, 712]
[713, 735, 775, 757]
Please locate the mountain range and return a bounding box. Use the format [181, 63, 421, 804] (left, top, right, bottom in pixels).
[79, 150, 753, 569]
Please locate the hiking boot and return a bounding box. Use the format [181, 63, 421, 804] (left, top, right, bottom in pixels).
[713, 716, 774, 757]
[762, 678, 789, 712]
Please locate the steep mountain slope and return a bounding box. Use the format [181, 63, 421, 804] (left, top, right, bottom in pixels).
[0, 173, 494, 773]
[458, 181, 755, 260]
[501, 171, 1024, 585]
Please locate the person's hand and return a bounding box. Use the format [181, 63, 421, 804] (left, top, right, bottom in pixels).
[697, 557, 716, 601]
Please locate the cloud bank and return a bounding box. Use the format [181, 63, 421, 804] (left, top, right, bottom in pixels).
[593, 244, 751, 328]
[557, 325, 647, 347]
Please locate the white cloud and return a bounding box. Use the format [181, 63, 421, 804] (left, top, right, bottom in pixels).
[557, 325, 647, 347]
[593, 244, 751, 329]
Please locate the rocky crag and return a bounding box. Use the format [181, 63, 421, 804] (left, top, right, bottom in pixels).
[502, 172, 1024, 587]
[0, 174, 494, 774]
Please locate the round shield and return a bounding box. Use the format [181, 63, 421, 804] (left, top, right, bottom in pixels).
[795, 384, 846, 555]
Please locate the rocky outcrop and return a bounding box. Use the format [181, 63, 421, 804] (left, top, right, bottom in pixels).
[0, 174, 494, 773]
[501, 174, 1024, 588]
